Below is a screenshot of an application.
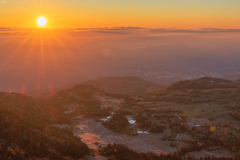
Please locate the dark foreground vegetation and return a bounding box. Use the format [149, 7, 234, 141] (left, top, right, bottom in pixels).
[0, 92, 90, 159]
[102, 113, 130, 133]
[99, 143, 240, 160]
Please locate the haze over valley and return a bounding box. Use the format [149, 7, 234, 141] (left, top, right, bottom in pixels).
[1, 28, 240, 96]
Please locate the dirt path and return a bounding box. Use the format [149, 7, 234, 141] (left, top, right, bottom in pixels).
[73, 118, 234, 159]
[74, 118, 184, 154]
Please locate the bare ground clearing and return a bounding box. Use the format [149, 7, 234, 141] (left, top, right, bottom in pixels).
[74, 118, 184, 154]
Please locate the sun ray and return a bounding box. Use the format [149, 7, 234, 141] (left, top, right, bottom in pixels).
[40, 28, 46, 87]
[0, 29, 36, 71]
[48, 29, 79, 64]
[44, 29, 61, 68]
[25, 29, 39, 61]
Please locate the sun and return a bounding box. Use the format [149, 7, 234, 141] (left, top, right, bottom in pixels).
[37, 17, 47, 27]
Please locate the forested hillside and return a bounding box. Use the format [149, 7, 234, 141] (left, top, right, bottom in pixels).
[0, 92, 90, 159]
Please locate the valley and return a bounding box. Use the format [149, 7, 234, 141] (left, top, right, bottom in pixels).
[49, 77, 240, 159]
[1, 77, 240, 159]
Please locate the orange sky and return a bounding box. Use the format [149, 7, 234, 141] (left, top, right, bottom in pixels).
[1, 0, 240, 28]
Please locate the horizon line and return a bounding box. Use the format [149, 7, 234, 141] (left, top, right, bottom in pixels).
[1, 27, 240, 34]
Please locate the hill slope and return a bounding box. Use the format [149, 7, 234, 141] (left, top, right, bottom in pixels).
[166, 77, 240, 91]
[51, 84, 102, 105]
[0, 92, 90, 159]
[80, 76, 162, 95]
[27, 83, 78, 98]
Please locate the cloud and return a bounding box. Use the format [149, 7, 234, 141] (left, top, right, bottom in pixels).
[1, 27, 240, 35]
[68, 27, 146, 35]
[149, 28, 240, 33]
[65, 27, 240, 36]
[0, 27, 13, 31]
[0, 27, 30, 33]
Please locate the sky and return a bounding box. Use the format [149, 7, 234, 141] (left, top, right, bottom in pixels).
[1, 1, 240, 94]
[1, 0, 240, 28]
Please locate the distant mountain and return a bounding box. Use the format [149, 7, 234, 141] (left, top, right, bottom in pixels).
[237, 79, 240, 82]
[166, 77, 240, 91]
[80, 76, 162, 95]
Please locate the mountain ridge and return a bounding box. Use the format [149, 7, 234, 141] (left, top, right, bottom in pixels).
[166, 77, 240, 91]
[80, 76, 162, 95]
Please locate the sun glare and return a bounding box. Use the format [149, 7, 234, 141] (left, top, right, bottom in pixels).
[37, 17, 47, 27]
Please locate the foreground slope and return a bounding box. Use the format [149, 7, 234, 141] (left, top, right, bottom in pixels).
[81, 76, 162, 95]
[0, 92, 90, 159]
[166, 77, 240, 91]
